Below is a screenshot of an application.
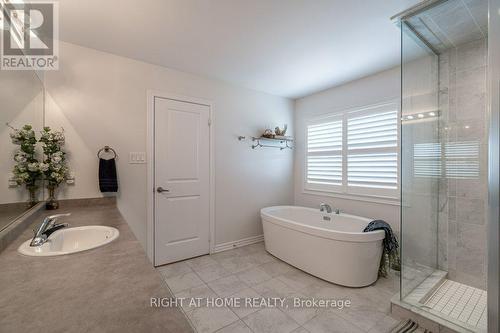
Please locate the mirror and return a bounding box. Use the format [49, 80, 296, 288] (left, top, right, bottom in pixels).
[0, 69, 45, 232]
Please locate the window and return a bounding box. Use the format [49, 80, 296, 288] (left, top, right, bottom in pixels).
[305, 103, 399, 198]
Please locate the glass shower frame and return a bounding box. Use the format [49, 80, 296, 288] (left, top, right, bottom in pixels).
[398, 0, 490, 331]
[400, 19, 441, 301]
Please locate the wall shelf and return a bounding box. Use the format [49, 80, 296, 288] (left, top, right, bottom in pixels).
[251, 136, 293, 150]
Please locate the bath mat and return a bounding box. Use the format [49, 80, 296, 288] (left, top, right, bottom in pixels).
[391, 319, 433, 333]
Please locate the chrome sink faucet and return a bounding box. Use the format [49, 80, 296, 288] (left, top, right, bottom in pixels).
[30, 213, 71, 247]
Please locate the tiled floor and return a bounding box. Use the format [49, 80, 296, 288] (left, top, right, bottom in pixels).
[424, 279, 487, 332]
[156, 242, 400, 333]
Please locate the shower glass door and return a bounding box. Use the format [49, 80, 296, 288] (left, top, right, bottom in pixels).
[400, 21, 440, 300]
[399, 0, 488, 331]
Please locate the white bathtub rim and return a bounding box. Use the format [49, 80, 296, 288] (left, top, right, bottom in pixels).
[261, 206, 385, 243]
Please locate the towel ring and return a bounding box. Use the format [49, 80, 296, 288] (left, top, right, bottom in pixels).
[97, 146, 118, 159]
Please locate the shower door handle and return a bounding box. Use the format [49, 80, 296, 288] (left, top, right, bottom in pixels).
[156, 187, 170, 193]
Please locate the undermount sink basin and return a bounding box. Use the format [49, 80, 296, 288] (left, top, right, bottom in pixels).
[18, 226, 119, 257]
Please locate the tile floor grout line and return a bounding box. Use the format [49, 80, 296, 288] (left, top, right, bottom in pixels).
[464, 289, 482, 325]
[158, 274, 200, 333]
[461, 288, 480, 324]
[448, 283, 471, 317]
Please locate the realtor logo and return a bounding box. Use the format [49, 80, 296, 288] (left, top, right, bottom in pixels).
[1, 0, 58, 70]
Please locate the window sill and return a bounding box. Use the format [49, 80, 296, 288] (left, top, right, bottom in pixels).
[301, 189, 401, 206]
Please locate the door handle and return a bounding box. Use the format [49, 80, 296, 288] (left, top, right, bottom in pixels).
[156, 187, 170, 193]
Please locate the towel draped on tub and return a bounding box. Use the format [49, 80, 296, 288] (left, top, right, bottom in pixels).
[363, 220, 400, 277]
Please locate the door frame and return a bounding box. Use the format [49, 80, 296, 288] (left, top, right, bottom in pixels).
[146, 90, 215, 266]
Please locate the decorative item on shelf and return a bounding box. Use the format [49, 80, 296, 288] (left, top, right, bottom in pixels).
[7, 123, 42, 208]
[250, 124, 293, 150]
[39, 126, 70, 210]
[262, 128, 275, 139]
[274, 124, 288, 136]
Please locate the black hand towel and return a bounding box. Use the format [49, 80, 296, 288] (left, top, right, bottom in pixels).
[99, 158, 118, 192]
[364, 220, 400, 277]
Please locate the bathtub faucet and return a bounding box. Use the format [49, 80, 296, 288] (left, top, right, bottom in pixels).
[319, 203, 332, 214]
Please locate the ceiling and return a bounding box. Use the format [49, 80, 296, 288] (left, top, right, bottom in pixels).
[58, 0, 422, 99]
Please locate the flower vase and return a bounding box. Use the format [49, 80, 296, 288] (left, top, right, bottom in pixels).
[46, 186, 59, 210]
[26, 186, 38, 208]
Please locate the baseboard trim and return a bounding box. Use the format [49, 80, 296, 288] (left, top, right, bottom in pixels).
[212, 234, 264, 253]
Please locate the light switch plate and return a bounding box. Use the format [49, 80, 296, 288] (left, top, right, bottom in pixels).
[129, 152, 146, 164]
[8, 173, 18, 188]
[66, 172, 76, 185]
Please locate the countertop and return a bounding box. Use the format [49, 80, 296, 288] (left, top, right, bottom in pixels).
[0, 201, 194, 333]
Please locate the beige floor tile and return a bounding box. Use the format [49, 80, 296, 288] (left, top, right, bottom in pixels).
[280, 293, 323, 325]
[215, 320, 252, 333]
[277, 269, 323, 292]
[186, 255, 219, 269]
[253, 278, 296, 299]
[229, 287, 264, 318]
[237, 267, 273, 286]
[211, 249, 238, 261]
[303, 310, 364, 333]
[188, 306, 238, 333]
[165, 271, 205, 293]
[351, 286, 393, 313]
[371, 273, 399, 294]
[175, 283, 218, 312]
[157, 261, 193, 279]
[291, 327, 310, 333]
[208, 275, 249, 297]
[367, 315, 400, 333]
[248, 251, 278, 265]
[307, 283, 352, 300]
[218, 255, 259, 273]
[334, 303, 389, 332]
[156, 242, 398, 333]
[259, 260, 296, 278]
[194, 263, 231, 283]
[243, 308, 299, 333]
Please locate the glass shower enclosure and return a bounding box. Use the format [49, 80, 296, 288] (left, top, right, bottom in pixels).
[398, 0, 489, 332]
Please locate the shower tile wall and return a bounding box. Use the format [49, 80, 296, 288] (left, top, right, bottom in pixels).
[438, 38, 488, 290]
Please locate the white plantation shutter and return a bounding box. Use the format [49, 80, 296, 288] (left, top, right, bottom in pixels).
[305, 103, 399, 198]
[347, 109, 398, 196]
[306, 118, 343, 191]
[347, 111, 398, 150]
[347, 153, 398, 188]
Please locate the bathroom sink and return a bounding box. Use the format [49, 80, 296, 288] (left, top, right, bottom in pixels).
[18, 226, 119, 257]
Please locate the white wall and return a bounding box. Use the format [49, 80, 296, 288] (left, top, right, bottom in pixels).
[294, 67, 400, 231]
[44, 41, 294, 250]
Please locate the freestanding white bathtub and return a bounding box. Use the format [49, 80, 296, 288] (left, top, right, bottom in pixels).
[261, 206, 385, 287]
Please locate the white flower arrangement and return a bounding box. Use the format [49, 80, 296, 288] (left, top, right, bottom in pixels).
[8, 124, 71, 207]
[39, 127, 69, 189]
[8, 124, 42, 205]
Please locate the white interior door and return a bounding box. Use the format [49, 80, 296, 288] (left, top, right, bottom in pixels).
[154, 97, 210, 266]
